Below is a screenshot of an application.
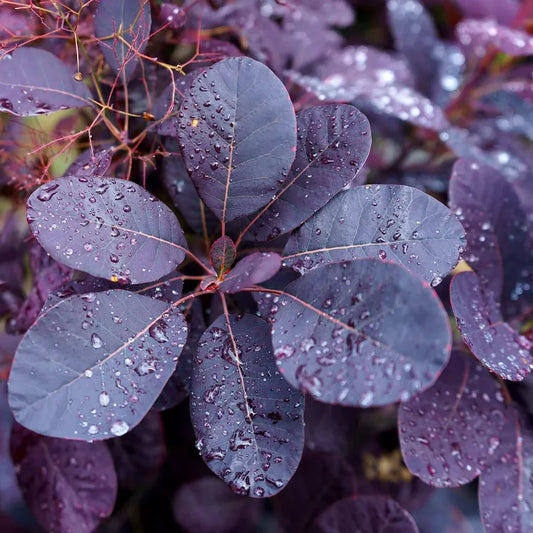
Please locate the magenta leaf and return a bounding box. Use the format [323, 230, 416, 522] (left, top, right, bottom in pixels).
[8, 290, 187, 440]
[0, 47, 92, 116]
[399, 352, 506, 487]
[107, 411, 165, 488]
[27, 176, 187, 284]
[283, 185, 465, 286]
[241, 104, 371, 242]
[94, 0, 152, 79]
[10, 423, 117, 532]
[218, 252, 281, 293]
[312, 495, 418, 533]
[177, 57, 297, 224]
[457, 19, 533, 58]
[452, 0, 520, 25]
[210, 236, 236, 276]
[190, 314, 304, 497]
[479, 408, 533, 532]
[450, 272, 533, 381]
[271, 259, 451, 406]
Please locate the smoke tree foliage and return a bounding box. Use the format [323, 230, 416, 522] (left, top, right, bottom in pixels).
[0, 0, 531, 531]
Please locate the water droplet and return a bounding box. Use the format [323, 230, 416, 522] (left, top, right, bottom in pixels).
[91, 333, 103, 349]
[110, 420, 129, 436]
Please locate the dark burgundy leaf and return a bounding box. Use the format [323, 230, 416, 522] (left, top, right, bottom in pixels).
[457, 19, 533, 58]
[218, 252, 281, 293]
[153, 300, 204, 410]
[449, 158, 532, 313]
[399, 351, 506, 487]
[479, 408, 533, 532]
[271, 259, 451, 406]
[283, 185, 465, 286]
[177, 57, 297, 224]
[162, 149, 219, 234]
[107, 411, 165, 488]
[0, 47, 92, 116]
[387, 0, 439, 94]
[10, 423, 117, 532]
[190, 314, 304, 497]
[241, 104, 371, 242]
[274, 450, 357, 533]
[450, 272, 533, 380]
[94, 0, 152, 78]
[210, 236, 236, 276]
[27, 176, 187, 284]
[8, 290, 187, 440]
[66, 146, 114, 178]
[173, 477, 262, 533]
[312, 495, 418, 533]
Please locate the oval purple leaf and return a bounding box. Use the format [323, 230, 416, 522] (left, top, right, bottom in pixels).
[479, 408, 533, 532]
[10, 423, 117, 532]
[398, 351, 506, 487]
[8, 290, 187, 440]
[0, 47, 92, 116]
[210, 236, 236, 275]
[66, 146, 114, 178]
[190, 313, 304, 497]
[27, 176, 187, 284]
[271, 259, 451, 406]
[450, 272, 533, 381]
[218, 252, 281, 293]
[177, 57, 297, 224]
[242, 104, 371, 242]
[283, 184, 465, 286]
[94, 0, 152, 78]
[312, 495, 418, 533]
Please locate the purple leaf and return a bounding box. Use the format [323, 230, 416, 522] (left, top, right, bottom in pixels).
[218, 252, 281, 294]
[107, 411, 165, 488]
[387, 0, 440, 94]
[449, 158, 532, 310]
[8, 290, 187, 440]
[162, 149, 219, 235]
[450, 272, 533, 381]
[283, 185, 465, 286]
[190, 313, 304, 497]
[0, 6, 35, 41]
[177, 57, 297, 224]
[160, 3, 186, 30]
[241, 104, 371, 242]
[27, 176, 187, 284]
[154, 300, 204, 410]
[94, 0, 152, 78]
[312, 495, 418, 533]
[457, 19, 533, 58]
[452, 0, 520, 25]
[271, 259, 451, 406]
[66, 146, 114, 178]
[10, 423, 117, 532]
[210, 236, 236, 276]
[479, 408, 533, 532]
[0, 47, 92, 116]
[173, 477, 262, 533]
[399, 352, 506, 487]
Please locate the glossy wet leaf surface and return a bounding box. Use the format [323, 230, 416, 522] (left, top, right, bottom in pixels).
[10, 423, 117, 532]
[177, 57, 297, 224]
[399, 352, 506, 487]
[283, 184, 465, 286]
[0, 47, 92, 116]
[210, 236, 236, 276]
[312, 495, 418, 533]
[241, 104, 371, 242]
[479, 408, 533, 532]
[218, 252, 281, 293]
[8, 290, 187, 440]
[27, 176, 187, 284]
[271, 259, 451, 406]
[190, 313, 304, 497]
[450, 272, 533, 381]
[94, 0, 152, 78]
[66, 146, 114, 179]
